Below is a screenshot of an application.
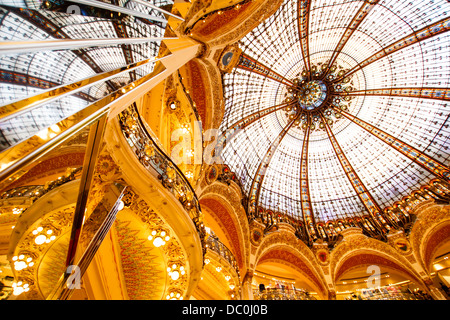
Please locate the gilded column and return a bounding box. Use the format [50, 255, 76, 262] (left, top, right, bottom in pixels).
[241, 270, 254, 300]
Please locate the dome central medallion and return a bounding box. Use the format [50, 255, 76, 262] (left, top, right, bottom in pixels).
[280, 64, 357, 132]
[297, 80, 327, 110]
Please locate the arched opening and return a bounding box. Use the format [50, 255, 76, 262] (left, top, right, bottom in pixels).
[199, 197, 245, 270]
[334, 252, 429, 300]
[254, 247, 325, 300]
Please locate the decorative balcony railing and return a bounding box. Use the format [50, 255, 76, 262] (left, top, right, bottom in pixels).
[118, 104, 207, 256]
[0, 167, 82, 203]
[345, 285, 433, 300]
[253, 288, 316, 301]
[205, 233, 240, 278]
[176, 70, 201, 123]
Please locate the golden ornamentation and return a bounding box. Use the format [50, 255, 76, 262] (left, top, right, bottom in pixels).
[386, 229, 412, 255]
[329, 230, 423, 285]
[10, 205, 75, 299]
[114, 219, 165, 300]
[202, 250, 241, 299]
[218, 44, 242, 73]
[85, 147, 123, 217]
[254, 229, 328, 296]
[119, 187, 191, 299]
[409, 204, 450, 270]
[249, 220, 264, 247]
[199, 183, 250, 269]
[206, 0, 284, 48]
[311, 241, 330, 266]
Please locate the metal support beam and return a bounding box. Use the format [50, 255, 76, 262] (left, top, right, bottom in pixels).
[248, 114, 300, 217]
[131, 0, 184, 21]
[0, 37, 175, 55]
[321, 113, 386, 228]
[112, 21, 136, 82]
[47, 183, 127, 300]
[0, 93, 109, 183]
[0, 45, 198, 183]
[298, 0, 312, 78]
[69, 0, 168, 24]
[237, 53, 294, 87]
[337, 87, 450, 101]
[322, 0, 379, 77]
[299, 114, 316, 237]
[5, 7, 118, 91]
[0, 55, 169, 122]
[65, 115, 107, 268]
[0, 69, 95, 103]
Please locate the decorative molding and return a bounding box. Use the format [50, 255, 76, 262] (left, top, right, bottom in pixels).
[119, 188, 190, 300]
[217, 44, 242, 73]
[254, 230, 328, 297]
[330, 231, 424, 285]
[199, 182, 250, 270]
[410, 204, 450, 272]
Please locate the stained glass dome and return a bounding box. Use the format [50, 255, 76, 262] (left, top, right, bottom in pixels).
[219, 0, 450, 226]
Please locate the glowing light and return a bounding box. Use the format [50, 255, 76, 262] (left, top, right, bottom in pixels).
[153, 237, 164, 247]
[170, 271, 180, 281]
[13, 286, 24, 296]
[12, 208, 23, 215]
[14, 261, 27, 271]
[36, 129, 49, 140]
[117, 200, 125, 211]
[35, 234, 47, 245]
[50, 124, 60, 132]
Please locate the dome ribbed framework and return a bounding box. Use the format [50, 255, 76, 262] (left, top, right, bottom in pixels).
[219, 0, 450, 227]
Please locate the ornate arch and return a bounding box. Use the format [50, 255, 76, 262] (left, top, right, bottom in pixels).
[334, 251, 423, 286]
[254, 230, 328, 298]
[183, 0, 285, 48]
[199, 183, 250, 271]
[409, 204, 450, 273]
[422, 221, 450, 273]
[178, 57, 224, 131]
[330, 230, 425, 286]
[0, 151, 85, 193]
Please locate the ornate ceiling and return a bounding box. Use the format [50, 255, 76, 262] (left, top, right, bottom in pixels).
[219, 0, 450, 223]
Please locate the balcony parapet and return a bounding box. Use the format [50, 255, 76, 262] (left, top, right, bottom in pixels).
[206, 233, 239, 277]
[253, 287, 316, 301]
[118, 104, 207, 256]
